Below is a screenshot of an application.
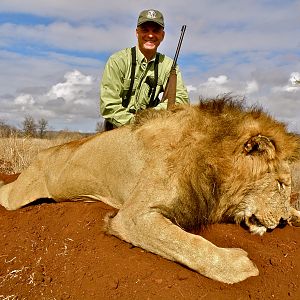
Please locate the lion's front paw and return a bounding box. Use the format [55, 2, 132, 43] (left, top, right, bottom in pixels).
[207, 247, 259, 284]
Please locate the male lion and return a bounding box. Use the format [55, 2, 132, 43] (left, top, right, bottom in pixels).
[0, 98, 300, 284]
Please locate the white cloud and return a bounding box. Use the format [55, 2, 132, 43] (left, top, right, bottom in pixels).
[186, 85, 197, 92]
[0, 70, 100, 131]
[245, 80, 259, 94]
[272, 72, 300, 93]
[0, 22, 135, 53]
[47, 70, 94, 103]
[14, 94, 35, 106]
[289, 72, 300, 86]
[194, 75, 259, 99]
[196, 75, 231, 98]
[208, 75, 228, 85]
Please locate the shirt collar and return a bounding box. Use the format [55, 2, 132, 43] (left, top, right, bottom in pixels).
[136, 46, 157, 64]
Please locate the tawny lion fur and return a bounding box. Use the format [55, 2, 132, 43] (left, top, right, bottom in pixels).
[0, 97, 300, 284]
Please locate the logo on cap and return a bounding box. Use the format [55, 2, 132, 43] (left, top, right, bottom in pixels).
[147, 10, 157, 19]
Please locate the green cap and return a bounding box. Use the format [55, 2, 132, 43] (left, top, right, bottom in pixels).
[137, 9, 164, 28]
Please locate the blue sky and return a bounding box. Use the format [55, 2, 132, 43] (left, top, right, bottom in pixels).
[0, 0, 299, 132]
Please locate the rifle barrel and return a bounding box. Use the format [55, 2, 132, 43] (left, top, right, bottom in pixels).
[172, 25, 187, 69]
[160, 25, 187, 108]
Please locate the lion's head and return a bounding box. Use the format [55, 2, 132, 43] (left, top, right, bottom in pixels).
[229, 159, 292, 235]
[137, 97, 300, 235]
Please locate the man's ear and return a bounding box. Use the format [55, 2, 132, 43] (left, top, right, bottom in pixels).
[161, 30, 165, 41]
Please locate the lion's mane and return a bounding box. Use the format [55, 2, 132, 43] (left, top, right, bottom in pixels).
[133, 96, 300, 231]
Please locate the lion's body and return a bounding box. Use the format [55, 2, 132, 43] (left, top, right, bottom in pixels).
[0, 128, 144, 209]
[0, 98, 300, 284]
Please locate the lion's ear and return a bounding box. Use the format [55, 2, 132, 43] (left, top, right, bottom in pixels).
[244, 135, 276, 159]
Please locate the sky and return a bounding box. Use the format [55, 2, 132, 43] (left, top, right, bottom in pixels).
[0, 0, 299, 133]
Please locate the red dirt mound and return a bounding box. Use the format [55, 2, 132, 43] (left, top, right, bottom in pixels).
[0, 173, 299, 300]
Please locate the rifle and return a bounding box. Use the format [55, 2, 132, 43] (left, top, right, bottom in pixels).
[160, 25, 187, 109]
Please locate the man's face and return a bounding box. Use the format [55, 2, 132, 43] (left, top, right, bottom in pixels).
[136, 22, 165, 53]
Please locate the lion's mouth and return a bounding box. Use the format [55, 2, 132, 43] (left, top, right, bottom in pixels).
[237, 207, 283, 235]
[248, 215, 264, 227]
[245, 214, 280, 235]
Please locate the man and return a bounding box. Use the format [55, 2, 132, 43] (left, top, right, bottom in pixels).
[100, 9, 190, 129]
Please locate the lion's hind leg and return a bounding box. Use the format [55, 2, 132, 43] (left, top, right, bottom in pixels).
[0, 168, 50, 210]
[0, 182, 12, 209]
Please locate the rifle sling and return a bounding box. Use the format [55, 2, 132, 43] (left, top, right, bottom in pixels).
[148, 53, 160, 106]
[122, 47, 137, 108]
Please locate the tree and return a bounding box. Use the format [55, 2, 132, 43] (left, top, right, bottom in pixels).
[22, 115, 37, 137]
[0, 121, 18, 137]
[37, 118, 48, 138]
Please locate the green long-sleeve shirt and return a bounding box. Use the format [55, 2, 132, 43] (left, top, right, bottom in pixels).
[100, 46, 190, 127]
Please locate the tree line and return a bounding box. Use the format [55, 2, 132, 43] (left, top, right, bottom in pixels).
[0, 115, 48, 138]
[1, 116, 105, 139]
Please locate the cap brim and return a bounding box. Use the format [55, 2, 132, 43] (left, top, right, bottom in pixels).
[137, 20, 164, 27]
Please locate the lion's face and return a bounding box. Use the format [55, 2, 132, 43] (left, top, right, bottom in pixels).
[233, 161, 292, 235]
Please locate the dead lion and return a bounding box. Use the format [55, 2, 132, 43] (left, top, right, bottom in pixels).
[0, 97, 300, 284]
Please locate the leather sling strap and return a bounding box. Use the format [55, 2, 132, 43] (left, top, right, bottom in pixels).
[122, 47, 137, 108]
[147, 53, 160, 107]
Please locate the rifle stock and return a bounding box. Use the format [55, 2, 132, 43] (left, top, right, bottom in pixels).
[161, 25, 186, 109]
[165, 68, 177, 109]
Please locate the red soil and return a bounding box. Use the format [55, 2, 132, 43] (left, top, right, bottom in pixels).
[0, 172, 299, 300]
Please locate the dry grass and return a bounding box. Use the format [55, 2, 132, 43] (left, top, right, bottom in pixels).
[0, 134, 79, 174]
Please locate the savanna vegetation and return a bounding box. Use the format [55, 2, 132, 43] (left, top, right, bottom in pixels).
[0, 116, 96, 174]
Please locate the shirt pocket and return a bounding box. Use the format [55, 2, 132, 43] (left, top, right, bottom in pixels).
[138, 79, 152, 108]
